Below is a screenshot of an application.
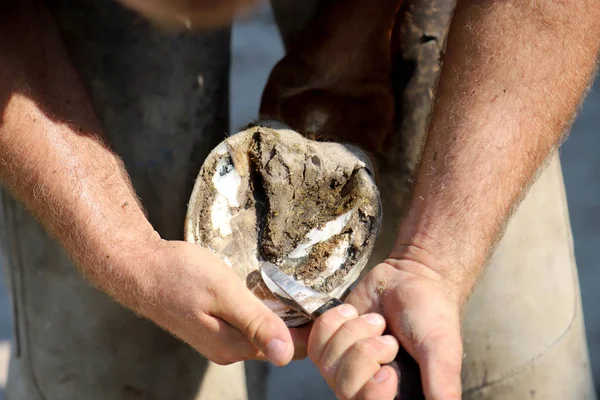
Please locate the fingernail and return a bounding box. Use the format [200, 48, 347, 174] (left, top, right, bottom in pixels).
[361, 313, 385, 326]
[266, 339, 288, 365]
[376, 335, 397, 346]
[337, 305, 358, 318]
[373, 367, 391, 383]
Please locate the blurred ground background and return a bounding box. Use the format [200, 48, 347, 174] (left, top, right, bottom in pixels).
[0, 4, 598, 399]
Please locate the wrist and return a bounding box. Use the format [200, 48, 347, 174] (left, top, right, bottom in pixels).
[387, 237, 482, 308]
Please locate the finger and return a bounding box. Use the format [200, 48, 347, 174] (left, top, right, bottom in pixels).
[193, 313, 264, 364]
[208, 269, 294, 367]
[333, 335, 399, 400]
[417, 328, 463, 400]
[318, 313, 387, 381]
[358, 366, 399, 400]
[308, 304, 359, 364]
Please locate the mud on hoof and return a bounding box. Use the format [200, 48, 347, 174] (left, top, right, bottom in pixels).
[185, 122, 382, 327]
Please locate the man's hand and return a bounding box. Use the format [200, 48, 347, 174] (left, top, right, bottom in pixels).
[347, 259, 463, 400]
[117, 239, 298, 365]
[325, 0, 600, 396]
[307, 305, 400, 400]
[0, 2, 303, 367]
[306, 259, 462, 400]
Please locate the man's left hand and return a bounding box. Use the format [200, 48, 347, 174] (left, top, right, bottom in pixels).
[345, 258, 464, 400]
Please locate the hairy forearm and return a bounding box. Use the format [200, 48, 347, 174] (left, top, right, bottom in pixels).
[0, 3, 158, 305]
[394, 0, 600, 301]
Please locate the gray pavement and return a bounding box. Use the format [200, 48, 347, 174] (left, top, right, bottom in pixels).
[0, 5, 597, 400]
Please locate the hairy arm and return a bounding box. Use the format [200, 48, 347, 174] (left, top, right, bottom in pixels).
[394, 0, 600, 303]
[0, 2, 296, 366]
[0, 2, 158, 303]
[346, 1, 600, 398]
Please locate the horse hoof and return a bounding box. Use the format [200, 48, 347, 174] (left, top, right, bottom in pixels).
[185, 121, 382, 327]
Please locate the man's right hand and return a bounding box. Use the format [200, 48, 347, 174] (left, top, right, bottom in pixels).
[130, 239, 301, 366]
[0, 3, 305, 368]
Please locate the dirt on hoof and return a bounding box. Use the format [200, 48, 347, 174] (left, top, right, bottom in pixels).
[185, 122, 382, 327]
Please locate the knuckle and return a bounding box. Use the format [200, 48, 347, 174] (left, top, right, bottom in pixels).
[335, 376, 357, 400]
[308, 316, 346, 362]
[333, 356, 366, 400]
[338, 318, 365, 338]
[244, 313, 267, 344]
[321, 364, 336, 380]
[353, 338, 378, 358]
[316, 349, 338, 378]
[318, 311, 345, 332]
[343, 340, 383, 370]
[319, 352, 342, 381]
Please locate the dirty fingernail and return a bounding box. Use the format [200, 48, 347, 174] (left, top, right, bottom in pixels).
[373, 367, 391, 383]
[267, 339, 288, 365]
[362, 313, 385, 326]
[337, 305, 358, 318]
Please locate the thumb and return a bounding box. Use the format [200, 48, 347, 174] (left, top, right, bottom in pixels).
[416, 327, 463, 400]
[211, 270, 294, 367]
[391, 304, 463, 400]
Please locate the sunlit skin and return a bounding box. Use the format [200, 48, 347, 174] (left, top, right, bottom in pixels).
[276, 1, 600, 399]
[1, 1, 599, 399]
